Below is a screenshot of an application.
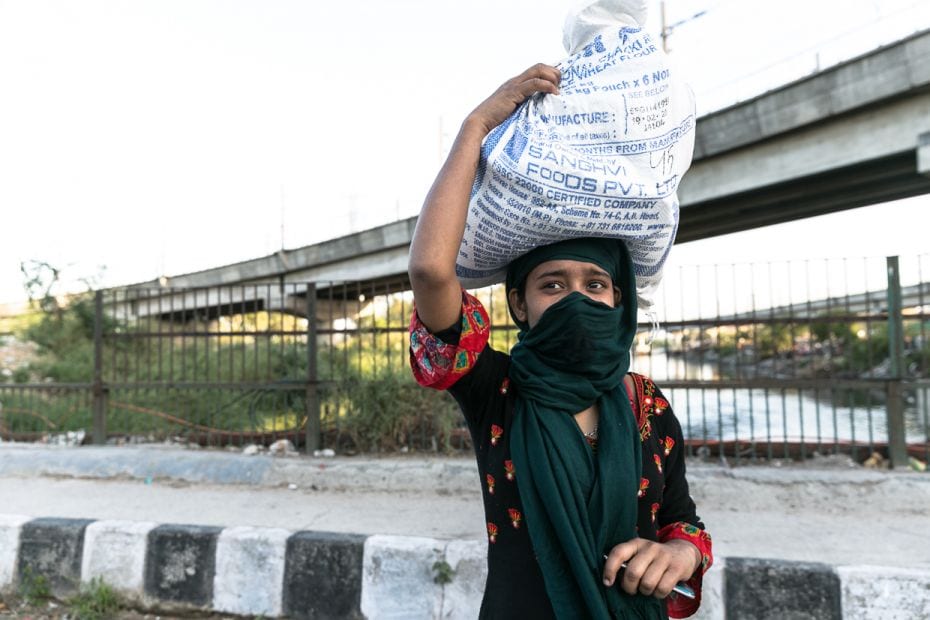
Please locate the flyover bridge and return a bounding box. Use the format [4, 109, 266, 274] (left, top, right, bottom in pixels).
[121, 30, 930, 320]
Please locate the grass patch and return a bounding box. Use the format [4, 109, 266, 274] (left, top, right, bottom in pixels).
[69, 577, 123, 620]
[18, 565, 51, 606]
[432, 560, 455, 585]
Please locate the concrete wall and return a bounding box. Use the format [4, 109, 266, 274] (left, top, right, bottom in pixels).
[2, 513, 928, 619]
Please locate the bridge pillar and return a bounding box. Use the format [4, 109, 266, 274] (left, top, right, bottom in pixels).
[919, 131, 930, 177]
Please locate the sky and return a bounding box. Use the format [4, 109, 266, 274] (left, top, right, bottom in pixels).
[1, 0, 929, 306]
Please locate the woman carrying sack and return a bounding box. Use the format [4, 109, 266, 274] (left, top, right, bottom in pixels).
[408, 64, 712, 619]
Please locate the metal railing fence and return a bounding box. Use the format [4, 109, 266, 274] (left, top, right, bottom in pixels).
[0, 254, 927, 467]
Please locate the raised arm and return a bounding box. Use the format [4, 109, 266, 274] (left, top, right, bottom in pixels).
[408, 63, 560, 332]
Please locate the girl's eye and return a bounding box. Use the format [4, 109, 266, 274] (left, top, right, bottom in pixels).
[542, 281, 564, 290]
[588, 281, 608, 290]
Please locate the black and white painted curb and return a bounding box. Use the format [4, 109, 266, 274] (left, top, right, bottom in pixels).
[1, 514, 928, 619]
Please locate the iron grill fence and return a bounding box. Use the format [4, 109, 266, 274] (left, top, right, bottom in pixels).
[0, 254, 927, 468]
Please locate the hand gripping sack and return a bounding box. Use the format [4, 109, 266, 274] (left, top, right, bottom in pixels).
[455, 0, 695, 310]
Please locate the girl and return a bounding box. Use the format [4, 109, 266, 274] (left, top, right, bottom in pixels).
[408, 64, 712, 619]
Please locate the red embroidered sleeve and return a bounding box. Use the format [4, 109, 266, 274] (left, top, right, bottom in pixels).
[408, 290, 490, 390]
[658, 522, 714, 619]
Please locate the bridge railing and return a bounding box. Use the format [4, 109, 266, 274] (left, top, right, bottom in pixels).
[0, 254, 927, 468]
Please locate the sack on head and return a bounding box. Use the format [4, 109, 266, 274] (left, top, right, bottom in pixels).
[456, 0, 695, 311]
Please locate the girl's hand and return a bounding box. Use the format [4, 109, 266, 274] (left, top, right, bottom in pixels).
[602, 538, 701, 598]
[465, 63, 560, 136]
[408, 64, 559, 332]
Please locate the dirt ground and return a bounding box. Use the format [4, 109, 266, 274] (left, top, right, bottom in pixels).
[0, 597, 232, 620]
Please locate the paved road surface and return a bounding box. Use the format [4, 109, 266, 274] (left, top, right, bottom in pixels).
[1, 444, 928, 568]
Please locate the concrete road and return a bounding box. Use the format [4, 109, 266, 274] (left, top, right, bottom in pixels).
[1, 444, 928, 569]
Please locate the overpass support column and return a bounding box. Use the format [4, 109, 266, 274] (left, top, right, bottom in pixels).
[919, 132, 930, 177]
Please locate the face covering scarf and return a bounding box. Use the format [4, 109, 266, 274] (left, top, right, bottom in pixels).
[508, 256, 664, 619]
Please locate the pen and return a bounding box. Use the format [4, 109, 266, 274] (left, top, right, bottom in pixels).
[602, 555, 695, 599]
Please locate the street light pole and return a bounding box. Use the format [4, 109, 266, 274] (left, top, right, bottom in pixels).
[659, 2, 709, 54]
[661, 1, 669, 52]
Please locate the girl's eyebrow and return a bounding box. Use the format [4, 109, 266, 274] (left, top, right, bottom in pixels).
[533, 267, 611, 280]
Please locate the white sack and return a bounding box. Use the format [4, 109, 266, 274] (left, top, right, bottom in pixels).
[455, 0, 695, 309]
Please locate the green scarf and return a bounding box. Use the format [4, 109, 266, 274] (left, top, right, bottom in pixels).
[507, 240, 663, 619]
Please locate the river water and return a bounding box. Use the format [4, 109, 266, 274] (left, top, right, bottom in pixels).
[631, 351, 929, 445]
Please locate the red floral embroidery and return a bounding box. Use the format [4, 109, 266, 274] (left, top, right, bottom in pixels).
[490, 424, 503, 447]
[499, 377, 510, 395]
[640, 418, 653, 441]
[408, 290, 490, 391]
[635, 375, 661, 441]
[638, 477, 650, 498]
[508, 508, 522, 529]
[654, 396, 669, 414]
[487, 522, 498, 544]
[663, 436, 675, 457]
[504, 460, 515, 481]
[653, 453, 663, 474]
[650, 502, 660, 524]
[486, 474, 496, 495]
[632, 374, 674, 440]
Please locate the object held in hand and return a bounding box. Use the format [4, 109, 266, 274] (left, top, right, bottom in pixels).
[602, 555, 696, 599]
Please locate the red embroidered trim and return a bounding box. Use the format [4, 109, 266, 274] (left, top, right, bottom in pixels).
[408, 290, 490, 390]
[658, 521, 714, 619]
[630, 373, 654, 441]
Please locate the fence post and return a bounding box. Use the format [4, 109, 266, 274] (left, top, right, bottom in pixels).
[92, 290, 107, 444]
[305, 283, 321, 454]
[886, 257, 908, 468]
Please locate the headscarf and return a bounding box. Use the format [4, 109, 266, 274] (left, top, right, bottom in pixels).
[506, 238, 663, 619]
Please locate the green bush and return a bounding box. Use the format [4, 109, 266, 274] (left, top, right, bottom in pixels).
[324, 370, 462, 453]
[20, 294, 99, 382]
